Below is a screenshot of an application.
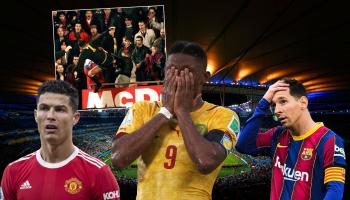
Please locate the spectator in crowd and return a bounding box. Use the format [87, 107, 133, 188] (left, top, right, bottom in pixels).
[114, 7, 126, 48]
[101, 25, 118, 83]
[55, 27, 70, 52]
[153, 27, 166, 56]
[134, 20, 156, 48]
[143, 44, 163, 81]
[124, 16, 136, 42]
[112, 41, 239, 200]
[102, 25, 118, 55]
[131, 36, 151, 82]
[55, 41, 72, 66]
[56, 64, 65, 81]
[66, 11, 78, 30]
[147, 7, 163, 37]
[69, 21, 90, 55]
[1, 80, 120, 199]
[81, 10, 99, 36]
[54, 12, 71, 36]
[66, 55, 86, 90]
[115, 36, 134, 88]
[90, 24, 100, 41]
[97, 8, 116, 33]
[135, 7, 148, 24]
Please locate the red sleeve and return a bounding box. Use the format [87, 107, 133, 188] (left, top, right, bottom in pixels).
[1, 164, 16, 200]
[81, 32, 90, 42]
[323, 136, 335, 168]
[92, 165, 120, 200]
[68, 32, 76, 41]
[256, 127, 278, 148]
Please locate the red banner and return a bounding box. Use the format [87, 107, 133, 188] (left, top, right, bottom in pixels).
[82, 85, 163, 109]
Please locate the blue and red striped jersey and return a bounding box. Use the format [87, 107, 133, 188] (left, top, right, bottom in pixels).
[236, 98, 346, 200]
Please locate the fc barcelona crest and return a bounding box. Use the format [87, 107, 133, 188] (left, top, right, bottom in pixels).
[301, 148, 313, 160]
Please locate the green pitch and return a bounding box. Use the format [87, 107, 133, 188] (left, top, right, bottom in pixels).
[99, 150, 251, 178]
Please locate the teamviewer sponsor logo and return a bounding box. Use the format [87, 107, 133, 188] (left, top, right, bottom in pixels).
[334, 145, 346, 159]
[274, 156, 309, 182]
[103, 190, 120, 200]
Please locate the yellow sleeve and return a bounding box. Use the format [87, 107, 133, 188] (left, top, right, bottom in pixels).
[116, 102, 147, 136]
[208, 107, 240, 151]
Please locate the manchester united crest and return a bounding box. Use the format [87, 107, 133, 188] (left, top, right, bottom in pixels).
[301, 148, 313, 160]
[64, 177, 83, 194]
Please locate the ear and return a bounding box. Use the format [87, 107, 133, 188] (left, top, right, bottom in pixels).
[73, 111, 80, 126]
[34, 109, 38, 123]
[299, 96, 308, 110]
[203, 71, 211, 83]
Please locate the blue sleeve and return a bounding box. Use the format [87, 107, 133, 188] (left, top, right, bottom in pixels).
[235, 98, 270, 155]
[323, 181, 344, 200]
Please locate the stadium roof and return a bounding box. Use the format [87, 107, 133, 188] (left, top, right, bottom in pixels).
[1, 0, 350, 104]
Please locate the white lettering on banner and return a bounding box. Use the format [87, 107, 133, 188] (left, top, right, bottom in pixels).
[83, 86, 162, 109]
[87, 91, 114, 108]
[135, 88, 159, 102]
[334, 145, 346, 159]
[115, 91, 133, 107]
[103, 190, 120, 200]
[274, 156, 309, 182]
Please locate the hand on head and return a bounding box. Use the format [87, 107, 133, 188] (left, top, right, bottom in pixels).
[263, 80, 289, 103]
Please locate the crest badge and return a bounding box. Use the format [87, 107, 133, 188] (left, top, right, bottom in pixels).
[301, 148, 313, 160]
[64, 177, 83, 194]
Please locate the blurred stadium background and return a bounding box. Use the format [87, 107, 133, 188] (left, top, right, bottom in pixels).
[1, 0, 350, 199]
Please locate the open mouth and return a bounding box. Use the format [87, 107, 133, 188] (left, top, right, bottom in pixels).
[278, 116, 287, 123]
[45, 124, 58, 132]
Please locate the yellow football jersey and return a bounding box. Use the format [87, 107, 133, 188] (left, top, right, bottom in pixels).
[117, 101, 239, 200]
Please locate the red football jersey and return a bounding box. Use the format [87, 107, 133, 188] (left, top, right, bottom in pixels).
[1, 146, 120, 200]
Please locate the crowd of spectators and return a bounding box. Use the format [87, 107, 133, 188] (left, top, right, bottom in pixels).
[53, 6, 166, 93]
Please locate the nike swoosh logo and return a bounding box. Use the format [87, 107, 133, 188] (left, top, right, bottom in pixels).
[277, 143, 288, 148]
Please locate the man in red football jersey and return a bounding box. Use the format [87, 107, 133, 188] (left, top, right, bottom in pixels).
[1, 80, 120, 200]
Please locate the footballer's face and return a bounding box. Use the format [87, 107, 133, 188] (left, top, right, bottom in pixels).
[271, 88, 306, 129]
[35, 92, 80, 146]
[165, 53, 210, 98]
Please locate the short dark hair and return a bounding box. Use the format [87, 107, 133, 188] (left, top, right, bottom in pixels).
[148, 7, 156, 12]
[57, 11, 65, 17]
[280, 77, 307, 98]
[37, 80, 79, 112]
[168, 41, 208, 68]
[123, 36, 131, 42]
[135, 35, 143, 41]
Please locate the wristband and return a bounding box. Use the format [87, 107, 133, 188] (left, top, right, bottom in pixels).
[158, 107, 173, 120]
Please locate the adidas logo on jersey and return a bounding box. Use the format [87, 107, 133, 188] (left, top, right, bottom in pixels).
[20, 180, 32, 189]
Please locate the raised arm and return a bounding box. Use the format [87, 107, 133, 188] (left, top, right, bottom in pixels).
[235, 81, 289, 154]
[111, 67, 177, 169]
[174, 69, 228, 174]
